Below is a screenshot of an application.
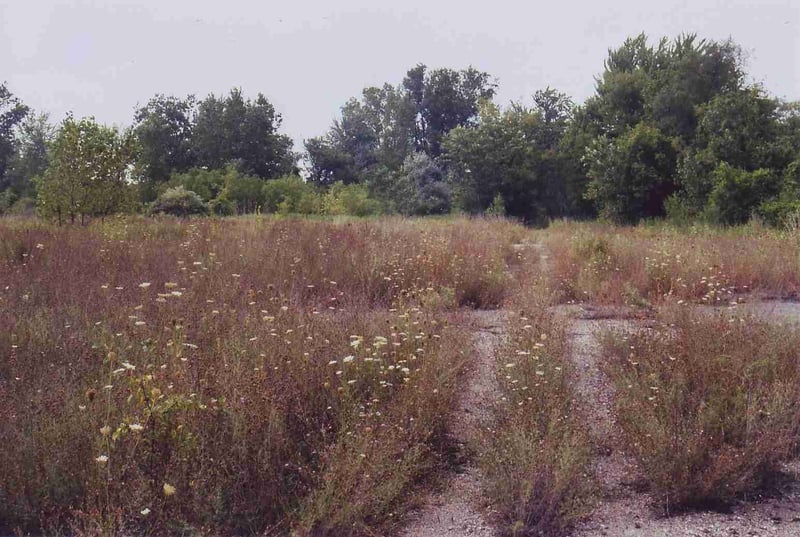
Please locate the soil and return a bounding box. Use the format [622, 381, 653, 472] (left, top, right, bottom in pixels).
[400, 310, 505, 537]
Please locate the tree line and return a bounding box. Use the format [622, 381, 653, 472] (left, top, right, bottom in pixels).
[1, 33, 798, 225]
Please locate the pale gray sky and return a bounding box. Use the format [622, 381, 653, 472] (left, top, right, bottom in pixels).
[1, 0, 798, 148]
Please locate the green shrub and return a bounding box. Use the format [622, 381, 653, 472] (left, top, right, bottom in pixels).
[208, 197, 236, 216]
[151, 186, 208, 216]
[706, 163, 782, 225]
[262, 176, 321, 215]
[322, 182, 382, 217]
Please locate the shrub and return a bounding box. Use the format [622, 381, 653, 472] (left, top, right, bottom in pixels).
[151, 186, 208, 216]
[262, 176, 321, 215]
[600, 308, 800, 507]
[706, 163, 782, 225]
[322, 182, 382, 217]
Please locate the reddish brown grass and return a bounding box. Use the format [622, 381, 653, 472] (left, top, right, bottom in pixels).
[0, 215, 523, 535]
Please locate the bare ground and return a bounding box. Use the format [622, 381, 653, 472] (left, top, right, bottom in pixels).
[400, 310, 506, 537]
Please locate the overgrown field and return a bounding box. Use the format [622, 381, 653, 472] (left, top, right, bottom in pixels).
[0, 216, 525, 535]
[542, 221, 800, 306]
[4, 216, 800, 537]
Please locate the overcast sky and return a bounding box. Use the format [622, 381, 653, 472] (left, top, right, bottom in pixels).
[1, 0, 798, 148]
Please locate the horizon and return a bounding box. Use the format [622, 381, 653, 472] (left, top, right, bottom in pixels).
[2, 0, 798, 149]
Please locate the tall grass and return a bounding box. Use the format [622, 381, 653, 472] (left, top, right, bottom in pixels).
[0, 215, 523, 535]
[599, 307, 800, 508]
[542, 221, 800, 305]
[480, 281, 591, 536]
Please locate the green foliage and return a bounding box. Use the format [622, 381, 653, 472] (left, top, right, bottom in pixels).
[322, 182, 382, 217]
[307, 64, 495, 189]
[163, 167, 226, 201]
[133, 94, 196, 196]
[444, 97, 575, 224]
[384, 152, 451, 216]
[262, 176, 321, 215]
[36, 116, 138, 224]
[706, 163, 782, 225]
[485, 193, 506, 216]
[0, 82, 29, 188]
[151, 186, 207, 216]
[193, 88, 296, 178]
[585, 123, 677, 223]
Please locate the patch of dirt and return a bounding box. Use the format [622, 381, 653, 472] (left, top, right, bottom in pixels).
[400, 310, 505, 537]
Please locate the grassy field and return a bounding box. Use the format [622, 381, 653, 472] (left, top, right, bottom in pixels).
[3, 215, 800, 536]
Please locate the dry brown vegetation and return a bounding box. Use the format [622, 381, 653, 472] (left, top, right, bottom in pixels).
[480, 281, 592, 536]
[542, 221, 800, 306]
[0, 215, 524, 535]
[5, 215, 800, 537]
[599, 308, 800, 509]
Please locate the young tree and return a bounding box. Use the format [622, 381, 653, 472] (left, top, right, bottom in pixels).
[37, 116, 137, 224]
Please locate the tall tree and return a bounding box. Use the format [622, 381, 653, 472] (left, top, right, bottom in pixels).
[133, 94, 196, 199]
[193, 88, 296, 178]
[0, 83, 29, 189]
[3, 112, 54, 199]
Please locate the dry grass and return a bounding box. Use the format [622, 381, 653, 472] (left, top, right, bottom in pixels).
[542, 221, 800, 305]
[0, 215, 524, 536]
[480, 280, 592, 536]
[599, 307, 800, 508]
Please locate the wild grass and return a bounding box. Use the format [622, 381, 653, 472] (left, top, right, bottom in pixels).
[480, 281, 591, 536]
[542, 221, 800, 305]
[0, 215, 522, 535]
[599, 307, 800, 508]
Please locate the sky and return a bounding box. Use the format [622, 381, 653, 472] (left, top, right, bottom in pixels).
[1, 0, 798, 149]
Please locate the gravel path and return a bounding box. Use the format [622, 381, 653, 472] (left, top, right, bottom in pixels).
[400, 310, 505, 537]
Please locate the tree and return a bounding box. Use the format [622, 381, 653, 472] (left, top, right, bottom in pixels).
[192, 89, 296, 179]
[694, 88, 787, 171]
[3, 112, 54, 199]
[585, 123, 677, 223]
[304, 136, 359, 185]
[37, 116, 137, 224]
[307, 64, 495, 187]
[404, 64, 496, 157]
[706, 163, 782, 225]
[390, 152, 451, 216]
[444, 96, 577, 224]
[133, 94, 196, 200]
[0, 83, 29, 189]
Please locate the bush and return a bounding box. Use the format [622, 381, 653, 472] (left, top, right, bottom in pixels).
[162, 168, 226, 201]
[706, 163, 782, 225]
[151, 186, 208, 216]
[322, 182, 382, 217]
[208, 197, 236, 216]
[262, 176, 321, 215]
[600, 308, 800, 507]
